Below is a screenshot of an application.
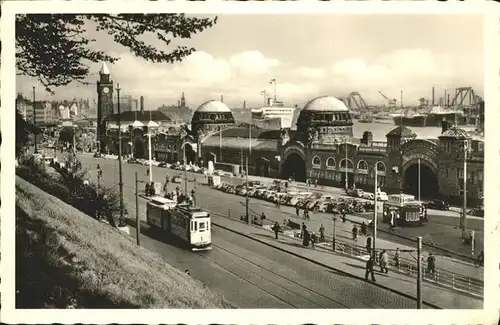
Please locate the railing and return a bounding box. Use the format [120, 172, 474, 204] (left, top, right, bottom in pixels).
[327, 237, 483, 298]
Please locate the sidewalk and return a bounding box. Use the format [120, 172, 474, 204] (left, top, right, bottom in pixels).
[251, 202, 483, 281]
[210, 213, 482, 309]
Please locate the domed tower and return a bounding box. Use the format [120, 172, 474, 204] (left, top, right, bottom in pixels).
[188, 100, 236, 163]
[296, 95, 353, 145]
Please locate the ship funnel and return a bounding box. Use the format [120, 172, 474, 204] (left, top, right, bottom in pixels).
[140, 96, 144, 112]
[432, 87, 435, 106]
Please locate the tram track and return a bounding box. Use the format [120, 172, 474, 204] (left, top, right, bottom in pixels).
[196, 242, 351, 308]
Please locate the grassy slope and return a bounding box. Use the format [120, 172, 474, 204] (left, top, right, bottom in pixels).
[15, 176, 233, 309]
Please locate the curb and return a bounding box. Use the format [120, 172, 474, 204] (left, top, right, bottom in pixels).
[211, 220, 443, 309]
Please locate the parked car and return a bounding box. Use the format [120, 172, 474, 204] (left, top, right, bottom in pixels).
[468, 207, 484, 217]
[346, 188, 364, 198]
[316, 200, 332, 213]
[377, 191, 389, 201]
[171, 176, 182, 183]
[362, 192, 375, 200]
[425, 199, 450, 211]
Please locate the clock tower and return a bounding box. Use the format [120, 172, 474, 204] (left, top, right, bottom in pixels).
[96, 62, 114, 153]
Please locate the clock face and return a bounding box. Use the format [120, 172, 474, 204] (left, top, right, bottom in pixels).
[103, 87, 110, 94]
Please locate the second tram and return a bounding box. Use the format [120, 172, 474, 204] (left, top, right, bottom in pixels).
[382, 194, 426, 227]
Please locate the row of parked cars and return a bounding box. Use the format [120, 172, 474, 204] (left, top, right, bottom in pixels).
[214, 181, 376, 214]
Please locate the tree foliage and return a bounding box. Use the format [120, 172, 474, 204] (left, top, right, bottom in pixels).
[16, 14, 218, 93]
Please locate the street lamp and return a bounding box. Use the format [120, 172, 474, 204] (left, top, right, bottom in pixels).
[344, 139, 349, 190]
[146, 119, 159, 183]
[461, 139, 473, 239]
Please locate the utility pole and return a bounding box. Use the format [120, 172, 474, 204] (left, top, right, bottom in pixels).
[245, 156, 250, 223]
[418, 158, 421, 202]
[116, 84, 125, 226]
[344, 139, 348, 190]
[373, 167, 378, 261]
[332, 216, 337, 251]
[193, 177, 197, 206]
[462, 140, 469, 239]
[184, 145, 188, 195]
[416, 236, 423, 309]
[33, 86, 38, 154]
[135, 172, 140, 246]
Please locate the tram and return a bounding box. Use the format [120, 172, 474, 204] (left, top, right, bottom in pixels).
[382, 194, 425, 227]
[146, 196, 212, 251]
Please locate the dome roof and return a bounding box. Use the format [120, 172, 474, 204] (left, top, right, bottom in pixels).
[440, 127, 468, 139]
[302, 96, 349, 112]
[195, 100, 231, 113]
[386, 125, 416, 138]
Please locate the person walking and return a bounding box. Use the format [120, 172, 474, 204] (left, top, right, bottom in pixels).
[379, 250, 389, 273]
[310, 232, 317, 249]
[365, 256, 376, 282]
[427, 252, 436, 275]
[361, 222, 367, 236]
[296, 204, 300, 217]
[341, 210, 346, 223]
[301, 222, 307, 239]
[272, 222, 281, 239]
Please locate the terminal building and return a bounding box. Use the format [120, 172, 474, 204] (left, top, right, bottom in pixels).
[97, 64, 484, 207]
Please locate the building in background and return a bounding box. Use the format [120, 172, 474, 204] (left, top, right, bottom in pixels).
[114, 94, 139, 113]
[157, 92, 192, 124]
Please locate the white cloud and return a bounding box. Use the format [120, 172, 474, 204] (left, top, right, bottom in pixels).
[229, 51, 280, 75]
[295, 67, 326, 79]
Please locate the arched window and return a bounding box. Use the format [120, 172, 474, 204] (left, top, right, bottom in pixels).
[376, 161, 386, 172]
[357, 160, 368, 170]
[312, 156, 321, 167]
[326, 157, 336, 168]
[340, 158, 354, 169]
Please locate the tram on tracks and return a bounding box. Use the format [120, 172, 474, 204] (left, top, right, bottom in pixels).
[382, 194, 426, 227]
[146, 196, 212, 251]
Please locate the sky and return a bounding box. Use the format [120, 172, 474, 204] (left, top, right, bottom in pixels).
[16, 14, 484, 110]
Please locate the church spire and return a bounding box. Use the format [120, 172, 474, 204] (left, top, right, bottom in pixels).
[99, 62, 110, 75]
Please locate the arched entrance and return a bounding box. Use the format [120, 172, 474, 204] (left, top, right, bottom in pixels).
[281, 153, 306, 182]
[404, 162, 439, 199]
[184, 143, 196, 165]
[134, 138, 145, 158]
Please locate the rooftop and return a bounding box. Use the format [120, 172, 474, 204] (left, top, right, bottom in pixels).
[107, 110, 171, 123]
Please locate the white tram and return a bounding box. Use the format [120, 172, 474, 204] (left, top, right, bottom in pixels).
[146, 196, 212, 251]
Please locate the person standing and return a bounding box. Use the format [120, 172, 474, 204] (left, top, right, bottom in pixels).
[365, 256, 376, 282]
[272, 222, 280, 240]
[427, 252, 436, 275]
[352, 225, 358, 241]
[394, 247, 400, 268]
[310, 232, 317, 249]
[365, 236, 372, 255]
[296, 204, 300, 217]
[319, 224, 325, 242]
[379, 250, 389, 273]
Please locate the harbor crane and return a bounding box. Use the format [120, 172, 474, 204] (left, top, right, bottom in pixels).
[378, 91, 397, 108]
[345, 92, 369, 111]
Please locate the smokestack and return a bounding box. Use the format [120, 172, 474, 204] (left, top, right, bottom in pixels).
[432, 87, 435, 106]
[444, 90, 447, 108]
[140, 96, 144, 112]
[447, 94, 450, 108]
[243, 101, 246, 110]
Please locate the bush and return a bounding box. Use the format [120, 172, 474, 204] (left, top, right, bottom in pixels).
[17, 154, 127, 228]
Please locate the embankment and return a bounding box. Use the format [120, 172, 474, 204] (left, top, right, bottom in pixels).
[15, 176, 233, 309]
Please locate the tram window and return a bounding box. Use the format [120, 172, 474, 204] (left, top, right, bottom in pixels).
[194, 221, 197, 231]
[199, 222, 205, 231]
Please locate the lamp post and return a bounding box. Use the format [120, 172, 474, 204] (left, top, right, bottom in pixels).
[245, 156, 250, 224]
[116, 84, 125, 227]
[372, 167, 378, 261]
[344, 139, 348, 190]
[461, 139, 472, 239]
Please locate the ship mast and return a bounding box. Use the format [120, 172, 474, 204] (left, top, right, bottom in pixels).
[269, 79, 277, 102]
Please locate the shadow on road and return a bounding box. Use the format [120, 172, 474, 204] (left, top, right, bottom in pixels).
[124, 218, 189, 250]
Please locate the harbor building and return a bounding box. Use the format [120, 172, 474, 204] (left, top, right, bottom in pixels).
[97, 66, 484, 207]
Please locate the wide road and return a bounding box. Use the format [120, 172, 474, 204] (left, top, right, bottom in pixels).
[75, 154, 432, 309]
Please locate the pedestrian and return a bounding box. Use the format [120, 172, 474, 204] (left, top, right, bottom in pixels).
[296, 204, 300, 217]
[310, 232, 317, 248]
[272, 222, 280, 239]
[361, 221, 367, 236]
[319, 224, 325, 242]
[342, 210, 346, 223]
[147, 168, 150, 176]
[314, 179, 318, 188]
[302, 229, 310, 247]
[379, 250, 389, 273]
[394, 247, 400, 268]
[365, 256, 376, 282]
[145, 182, 150, 196]
[352, 225, 358, 241]
[366, 236, 372, 255]
[301, 222, 307, 238]
[427, 252, 436, 275]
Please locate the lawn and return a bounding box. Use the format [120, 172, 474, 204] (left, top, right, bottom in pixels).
[15, 176, 233, 309]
